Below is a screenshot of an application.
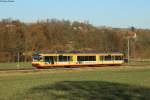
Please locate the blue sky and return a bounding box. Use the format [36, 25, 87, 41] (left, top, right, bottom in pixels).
[0, 0, 150, 28]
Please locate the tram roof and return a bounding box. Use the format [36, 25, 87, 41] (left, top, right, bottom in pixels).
[33, 51, 123, 55]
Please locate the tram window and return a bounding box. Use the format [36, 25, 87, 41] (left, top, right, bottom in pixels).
[100, 56, 104, 61]
[32, 56, 43, 61]
[44, 56, 57, 62]
[89, 56, 96, 61]
[53, 56, 58, 61]
[111, 56, 115, 60]
[115, 56, 122, 60]
[59, 56, 72, 62]
[77, 56, 96, 61]
[32, 56, 38, 61]
[44, 56, 50, 62]
[104, 55, 111, 61]
[77, 56, 84, 61]
[84, 56, 88, 61]
[68, 56, 72, 61]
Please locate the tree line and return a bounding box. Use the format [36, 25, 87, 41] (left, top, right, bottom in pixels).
[0, 19, 150, 62]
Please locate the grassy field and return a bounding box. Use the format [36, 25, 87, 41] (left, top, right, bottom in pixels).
[0, 62, 32, 69]
[0, 66, 150, 100]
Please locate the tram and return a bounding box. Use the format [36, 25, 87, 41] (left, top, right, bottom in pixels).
[32, 51, 124, 68]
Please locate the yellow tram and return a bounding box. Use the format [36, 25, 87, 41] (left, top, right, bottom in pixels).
[32, 51, 125, 68]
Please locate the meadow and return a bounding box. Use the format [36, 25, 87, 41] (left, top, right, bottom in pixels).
[0, 66, 150, 100]
[0, 62, 32, 69]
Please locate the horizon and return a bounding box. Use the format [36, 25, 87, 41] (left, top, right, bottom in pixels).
[0, 0, 150, 29]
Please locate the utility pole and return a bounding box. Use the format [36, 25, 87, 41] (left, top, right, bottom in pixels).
[128, 37, 130, 64]
[127, 31, 137, 64]
[17, 52, 20, 69]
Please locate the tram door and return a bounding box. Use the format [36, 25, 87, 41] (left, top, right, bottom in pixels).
[49, 56, 54, 64]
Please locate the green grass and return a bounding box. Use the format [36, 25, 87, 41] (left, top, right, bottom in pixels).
[0, 62, 32, 69]
[0, 66, 150, 100]
[129, 59, 150, 66]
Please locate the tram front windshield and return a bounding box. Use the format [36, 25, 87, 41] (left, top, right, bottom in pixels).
[32, 55, 43, 62]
